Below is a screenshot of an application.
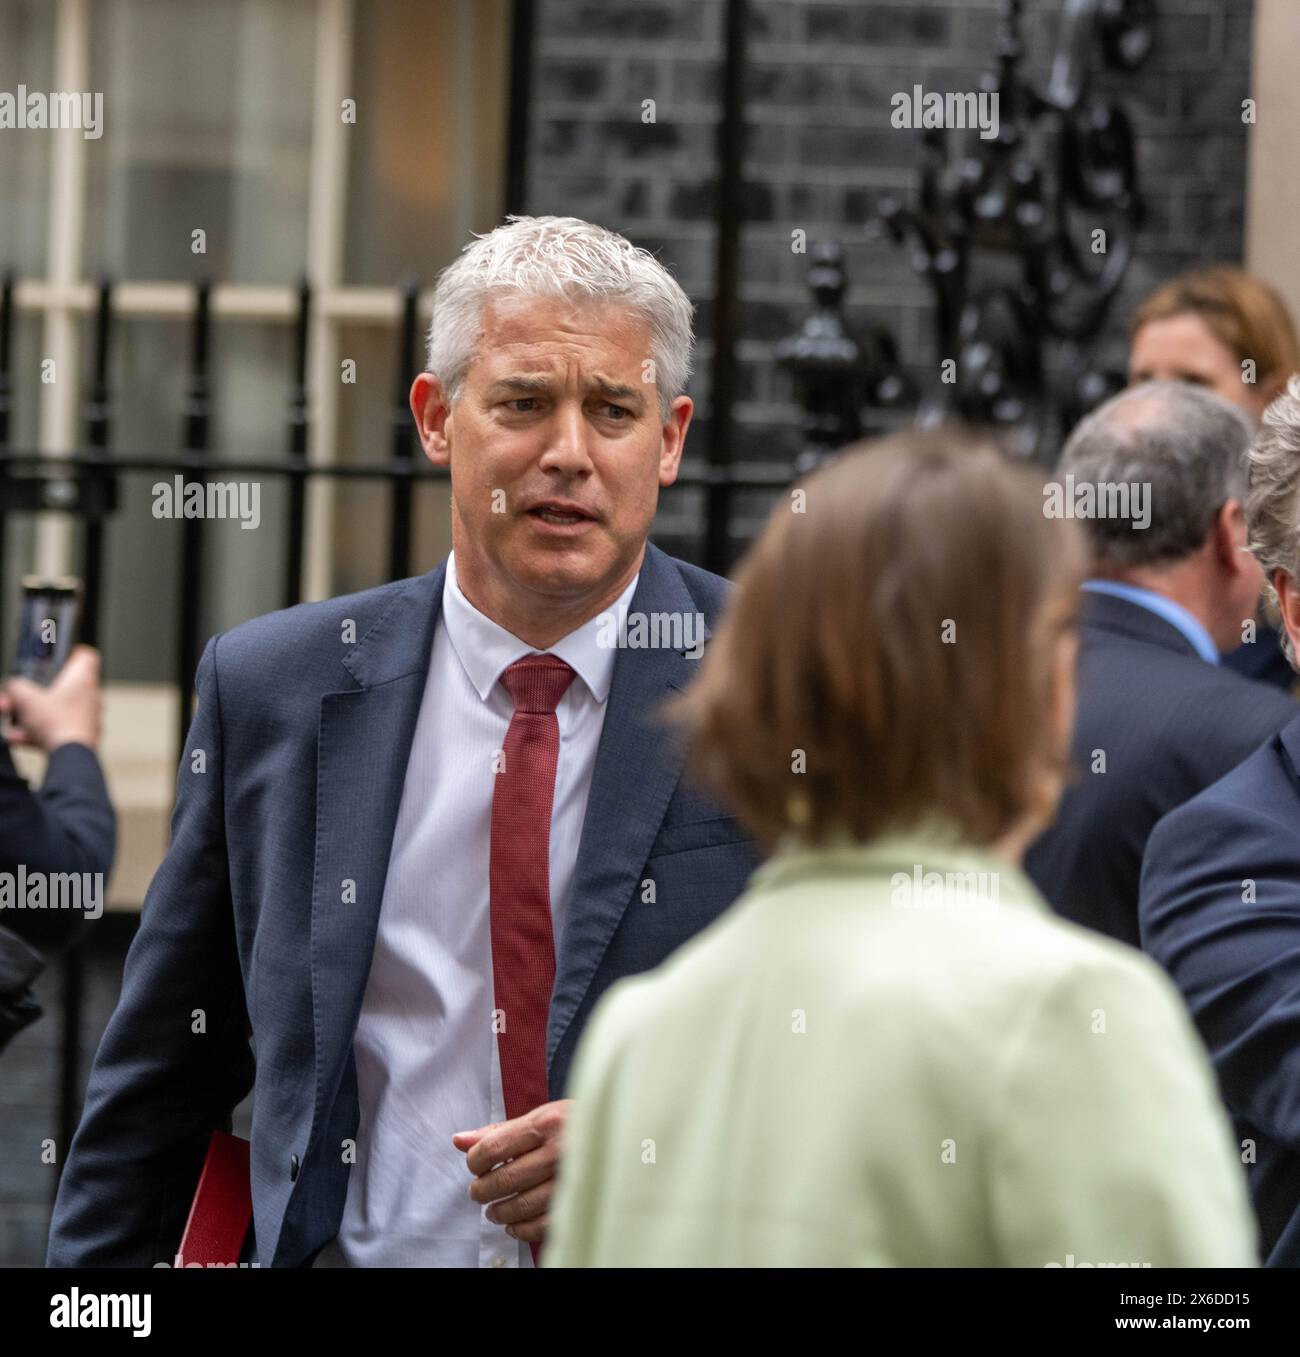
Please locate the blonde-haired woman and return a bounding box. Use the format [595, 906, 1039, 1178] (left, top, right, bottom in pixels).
[1130, 265, 1299, 422]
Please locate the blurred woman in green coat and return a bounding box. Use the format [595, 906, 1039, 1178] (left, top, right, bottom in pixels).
[544, 430, 1258, 1268]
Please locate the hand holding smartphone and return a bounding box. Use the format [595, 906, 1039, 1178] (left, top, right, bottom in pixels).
[2, 579, 102, 752]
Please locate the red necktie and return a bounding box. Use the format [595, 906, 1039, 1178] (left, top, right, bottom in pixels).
[490, 654, 575, 1263]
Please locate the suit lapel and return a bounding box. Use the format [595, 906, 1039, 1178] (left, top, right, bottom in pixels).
[1277, 712, 1300, 785]
[307, 565, 445, 1142]
[548, 545, 711, 1072]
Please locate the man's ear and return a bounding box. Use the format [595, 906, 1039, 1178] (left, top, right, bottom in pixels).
[1215, 498, 1251, 574]
[410, 372, 453, 467]
[1275, 570, 1300, 658]
[658, 394, 693, 487]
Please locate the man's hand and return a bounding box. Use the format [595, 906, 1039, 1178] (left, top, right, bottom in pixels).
[453, 1098, 572, 1244]
[0, 646, 104, 752]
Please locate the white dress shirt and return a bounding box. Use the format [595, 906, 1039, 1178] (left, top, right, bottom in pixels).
[313, 551, 637, 1268]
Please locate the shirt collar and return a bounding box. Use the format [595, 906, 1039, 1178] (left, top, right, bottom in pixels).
[1081, 579, 1219, 664]
[441, 550, 640, 704]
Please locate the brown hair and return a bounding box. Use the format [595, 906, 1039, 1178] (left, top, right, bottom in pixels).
[670, 430, 1086, 853]
[1131, 266, 1300, 387]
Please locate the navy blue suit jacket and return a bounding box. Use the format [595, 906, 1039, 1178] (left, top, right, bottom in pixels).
[1223, 620, 1300, 696]
[46, 544, 760, 1267]
[1025, 591, 1296, 946]
[1140, 714, 1300, 1267]
[1, 739, 116, 951]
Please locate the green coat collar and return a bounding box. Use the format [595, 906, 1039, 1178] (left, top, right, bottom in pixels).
[749, 823, 1047, 916]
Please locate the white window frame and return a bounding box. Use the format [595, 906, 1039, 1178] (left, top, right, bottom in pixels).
[18, 0, 491, 601]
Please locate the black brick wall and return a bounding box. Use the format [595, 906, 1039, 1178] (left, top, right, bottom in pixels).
[527, 0, 1256, 547]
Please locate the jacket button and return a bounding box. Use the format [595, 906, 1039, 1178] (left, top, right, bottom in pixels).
[289, 1154, 300, 1182]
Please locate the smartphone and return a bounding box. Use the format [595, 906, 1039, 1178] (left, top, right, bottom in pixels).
[14, 576, 82, 685]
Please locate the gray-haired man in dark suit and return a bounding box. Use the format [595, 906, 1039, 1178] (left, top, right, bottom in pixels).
[1025, 380, 1295, 946]
[48, 216, 758, 1268]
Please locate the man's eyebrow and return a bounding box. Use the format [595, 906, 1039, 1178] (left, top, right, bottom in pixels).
[485, 375, 554, 397]
[589, 379, 644, 405]
[485, 374, 647, 408]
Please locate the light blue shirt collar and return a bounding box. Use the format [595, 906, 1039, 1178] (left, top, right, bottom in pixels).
[442, 550, 639, 703]
[1082, 579, 1219, 664]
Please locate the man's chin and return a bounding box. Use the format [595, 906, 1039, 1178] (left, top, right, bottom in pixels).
[509, 545, 616, 601]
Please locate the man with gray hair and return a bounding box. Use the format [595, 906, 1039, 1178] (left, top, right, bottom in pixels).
[1140, 373, 1300, 1266]
[1025, 380, 1295, 947]
[48, 216, 759, 1268]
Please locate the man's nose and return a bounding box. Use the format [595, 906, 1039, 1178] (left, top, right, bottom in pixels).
[539, 403, 593, 472]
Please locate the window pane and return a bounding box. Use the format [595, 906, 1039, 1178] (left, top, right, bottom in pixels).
[94, 315, 186, 682]
[203, 319, 294, 635]
[2, 308, 42, 453]
[211, 317, 297, 464]
[94, 315, 297, 680]
[0, 309, 44, 670]
[344, 0, 508, 285]
[332, 320, 401, 591]
[331, 320, 451, 590]
[83, 0, 316, 284]
[0, 0, 54, 277]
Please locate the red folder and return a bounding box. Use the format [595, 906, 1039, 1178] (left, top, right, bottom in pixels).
[175, 1130, 252, 1267]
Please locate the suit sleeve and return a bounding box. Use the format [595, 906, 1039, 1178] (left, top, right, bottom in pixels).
[0, 737, 116, 951]
[989, 951, 1259, 1267]
[1141, 798, 1300, 1157]
[46, 635, 256, 1267]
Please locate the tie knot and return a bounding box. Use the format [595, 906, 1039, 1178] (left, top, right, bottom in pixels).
[500, 654, 576, 714]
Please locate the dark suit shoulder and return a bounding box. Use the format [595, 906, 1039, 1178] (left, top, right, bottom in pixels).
[1147, 726, 1298, 853]
[1080, 627, 1296, 756]
[219, 575, 423, 660]
[1184, 660, 1298, 736]
[649, 546, 731, 622]
[201, 571, 441, 736]
[1140, 729, 1300, 940]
